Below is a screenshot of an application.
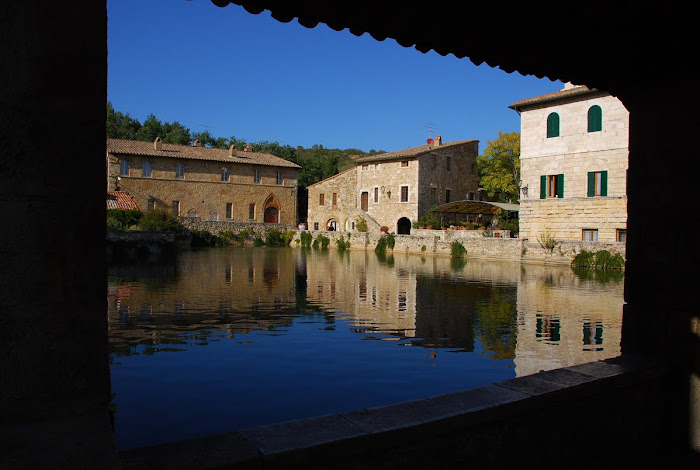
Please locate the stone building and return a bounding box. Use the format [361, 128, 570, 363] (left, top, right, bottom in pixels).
[306, 136, 479, 233]
[107, 138, 301, 225]
[510, 84, 629, 242]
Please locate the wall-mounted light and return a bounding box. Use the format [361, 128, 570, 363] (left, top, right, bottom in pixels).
[521, 185, 528, 196]
[386, 190, 391, 198]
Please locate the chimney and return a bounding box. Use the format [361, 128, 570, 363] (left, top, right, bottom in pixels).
[228, 144, 236, 157]
[434, 135, 442, 146]
[244, 144, 252, 152]
[193, 139, 202, 147]
[153, 136, 162, 151]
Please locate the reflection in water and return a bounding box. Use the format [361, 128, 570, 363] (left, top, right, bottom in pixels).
[108, 247, 623, 450]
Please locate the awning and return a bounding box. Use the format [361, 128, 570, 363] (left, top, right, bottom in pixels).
[431, 200, 519, 215]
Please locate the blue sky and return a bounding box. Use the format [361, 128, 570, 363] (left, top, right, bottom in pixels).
[107, 0, 562, 154]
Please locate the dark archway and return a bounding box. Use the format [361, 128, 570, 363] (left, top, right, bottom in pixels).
[397, 217, 411, 235]
[264, 206, 279, 223]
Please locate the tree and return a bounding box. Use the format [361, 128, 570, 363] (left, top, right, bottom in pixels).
[106, 101, 141, 140]
[477, 131, 520, 203]
[136, 113, 164, 142]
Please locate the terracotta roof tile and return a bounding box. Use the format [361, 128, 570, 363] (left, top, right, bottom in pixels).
[508, 85, 601, 110]
[107, 191, 140, 211]
[107, 138, 301, 169]
[354, 139, 477, 163]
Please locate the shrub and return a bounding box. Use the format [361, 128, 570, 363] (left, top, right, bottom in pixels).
[335, 235, 351, 251]
[138, 208, 181, 231]
[537, 232, 558, 252]
[450, 240, 467, 258]
[106, 209, 142, 230]
[374, 234, 394, 254]
[571, 249, 625, 270]
[253, 237, 265, 246]
[356, 217, 369, 232]
[314, 233, 330, 249]
[300, 231, 313, 248]
[385, 233, 395, 249]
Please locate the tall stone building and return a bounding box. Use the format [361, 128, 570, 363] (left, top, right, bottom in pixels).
[107, 138, 301, 225]
[306, 136, 479, 233]
[510, 84, 629, 242]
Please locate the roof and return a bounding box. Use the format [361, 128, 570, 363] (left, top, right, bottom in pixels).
[509, 85, 604, 111]
[355, 139, 476, 164]
[107, 191, 140, 211]
[432, 200, 519, 215]
[107, 138, 301, 169]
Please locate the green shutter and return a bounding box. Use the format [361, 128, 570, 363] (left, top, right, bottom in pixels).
[557, 174, 564, 198]
[540, 175, 547, 199]
[588, 105, 602, 132]
[547, 113, 560, 138]
[587, 172, 595, 197]
[601, 170, 608, 196]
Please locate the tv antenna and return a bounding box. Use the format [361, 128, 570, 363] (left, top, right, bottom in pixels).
[424, 122, 437, 144]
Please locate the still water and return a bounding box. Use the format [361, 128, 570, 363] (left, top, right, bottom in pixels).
[108, 246, 624, 450]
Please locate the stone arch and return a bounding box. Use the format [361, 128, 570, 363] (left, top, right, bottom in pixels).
[264, 193, 281, 223]
[397, 217, 411, 235]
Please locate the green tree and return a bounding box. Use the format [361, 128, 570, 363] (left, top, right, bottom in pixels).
[477, 131, 521, 203]
[106, 101, 141, 140]
[136, 114, 164, 142]
[161, 121, 191, 145]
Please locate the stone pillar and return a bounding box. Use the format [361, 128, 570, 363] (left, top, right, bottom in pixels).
[0, 1, 119, 467]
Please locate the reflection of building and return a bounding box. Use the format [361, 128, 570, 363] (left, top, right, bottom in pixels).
[107, 138, 300, 224]
[510, 84, 629, 242]
[513, 264, 623, 376]
[306, 137, 479, 233]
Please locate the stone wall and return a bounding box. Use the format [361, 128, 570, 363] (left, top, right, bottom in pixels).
[178, 217, 294, 236]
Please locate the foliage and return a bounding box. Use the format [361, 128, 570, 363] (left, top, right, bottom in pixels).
[265, 229, 295, 247]
[450, 240, 467, 258]
[106, 209, 142, 230]
[138, 208, 181, 231]
[385, 233, 395, 250]
[537, 232, 558, 253]
[571, 249, 625, 270]
[335, 235, 351, 251]
[415, 211, 440, 228]
[380, 225, 389, 233]
[299, 231, 313, 248]
[477, 131, 521, 203]
[313, 233, 330, 249]
[106, 102, 141, 140]
[356, 217, 369, 232]
[498, 217, 519, 236]
[253, 237, 265, 246]
[374, 234, 395, 254]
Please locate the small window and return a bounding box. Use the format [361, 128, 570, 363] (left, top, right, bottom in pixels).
[468, 192, 475, 201]
[332, 192, 337, 206]
[276, 172, 283, 185]
[362, 164, 369, 170]
[314, 222, 319, 231]
[254, 170, 261, 184]
[583, 229, 599, 241]
[374, 163, 380, 170]
[587, 171, 608, 197]
[221, 167, 229, 182]
[588, 105, 602, 132]
[120, 160, 129, 176]
[142, 161, 152, 177]
[209, 212, 218, 221]
[172, 200, 180, 216]
[373, 187, 379, 203]
[147, 198, 156, 211]
[400, 161, 409, 167]
[187, 209, 197, 218]
[225, 203, 232, 219]
[540, 174, 564, 199]
[176, 163, 185, 179]
[617, 229, 627, 243]
[547, 112, 560, 138]
[400, 185, 409, 202]
[248, 203, 255, 220]
[445, 189, 451, 203]
[319, 193, 325, 205]
[446, 157, 452, 171]
[431, 187, 437, 202]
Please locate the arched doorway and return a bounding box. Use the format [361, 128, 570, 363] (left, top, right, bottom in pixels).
[263, 193, 281, 223]
[397, 217, 411, 235]
[326, 218, 338, 231]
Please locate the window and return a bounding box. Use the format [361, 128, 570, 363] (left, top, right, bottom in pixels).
[547, 112, 560, 138]
[276, 172, 283, 185]
[540, 174, 564, 199]
[583, 229, 599, 241]
[588, 105, 602, 132]
[332, 192, 337, 206]
[587, 171, 608, 197]
[319, 193, 325, 205]
[617, 229, 627, 243]
[447, 156, 452, 171]
[147, 198, 156, 211]
[172, 200, 180, 216]
[400, 161, 409, 167]
[225, 203, 232, 219]
[221, 167, 229, 182]
[400, 185, 409, 202]
[120, 160, 129, 176]
[431, 187, 437, 202]
[176, 163, 185, 179]
[468, 192, 475, 200]
[314, 222, 319, 231]
[209, 212, 218, 221]
[362, 164, 369, 170]
[248, 203, 255, 220]
[445, 189, 451, 203]
[254, 170, 261, 184]
[142, 161, 152, 177]
[374, 163, 380, 170]
[373, 187, 379, 203]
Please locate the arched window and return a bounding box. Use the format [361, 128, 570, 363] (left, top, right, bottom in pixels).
[588, 105, 602, 132]
[142, 161, 152, 177]
[546, 112, 560, 138]
[209, 211, 218, 221]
